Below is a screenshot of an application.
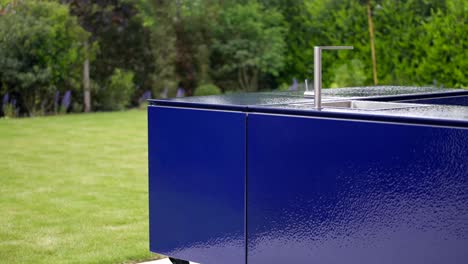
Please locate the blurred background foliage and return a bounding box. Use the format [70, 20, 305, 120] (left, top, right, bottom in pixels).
[0, 0, 467, 117]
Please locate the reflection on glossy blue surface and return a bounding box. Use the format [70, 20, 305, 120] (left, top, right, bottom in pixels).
[148, 106, 246, 264]
[402, 95, 468, 107]
[272, 103, 468, 123]
[248, 113, 468, 264]
[150, 86, 466, 106]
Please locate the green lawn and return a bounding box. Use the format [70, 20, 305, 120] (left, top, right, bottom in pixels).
[0, 110, 160, 264]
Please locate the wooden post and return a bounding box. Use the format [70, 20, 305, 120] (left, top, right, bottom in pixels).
[367, 0, 378, 85]
[83, 41, 91, 112]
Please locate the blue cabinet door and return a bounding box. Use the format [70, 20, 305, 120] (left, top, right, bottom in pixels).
[148, 106, 246, 264]
[247, 113, 468, 264]
[402, 95, 468, 106]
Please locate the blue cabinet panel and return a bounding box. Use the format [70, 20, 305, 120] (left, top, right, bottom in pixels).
[402, 95, 468, 106]
[148, 106, 246, 264]
[248, 113, 468, 264]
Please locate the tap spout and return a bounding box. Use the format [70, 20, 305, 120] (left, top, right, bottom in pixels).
[312, 46, 353, 109]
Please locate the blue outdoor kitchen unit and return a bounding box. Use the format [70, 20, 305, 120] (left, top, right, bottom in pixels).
[148, 86, 468, 264]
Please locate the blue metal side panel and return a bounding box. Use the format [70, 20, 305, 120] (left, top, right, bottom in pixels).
[148, 106, 246, 264]
[402, 95, 468, 106]
[248, 113, 468, 264]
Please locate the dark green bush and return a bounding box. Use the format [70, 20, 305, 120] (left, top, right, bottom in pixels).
[194, 84, 222, 96]
[98, 69, 135, 110]
[330, 59, 367, 88]
[0, 1, 90, 116]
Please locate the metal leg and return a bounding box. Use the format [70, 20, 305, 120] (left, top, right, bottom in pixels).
[169, 257, 190, 264]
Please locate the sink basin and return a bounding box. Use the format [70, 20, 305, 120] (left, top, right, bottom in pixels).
[321, 100, 424, 111]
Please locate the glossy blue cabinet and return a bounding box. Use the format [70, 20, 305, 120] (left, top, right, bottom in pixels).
[148, 106, 246, 264]
[148, 89, 468, 264]
[247, 113, 468, 264]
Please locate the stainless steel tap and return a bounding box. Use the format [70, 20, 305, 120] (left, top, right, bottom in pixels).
[305, 46, 354, 109]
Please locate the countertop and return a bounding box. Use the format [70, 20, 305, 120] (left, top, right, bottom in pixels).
[149, 86, 468, 128]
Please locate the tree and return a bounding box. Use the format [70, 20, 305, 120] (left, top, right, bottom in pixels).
[213, 1, 286, 91]
[59, 0, 96, 112]
[305, 0, 371, 87]
[418, 0, 467, 88]
[0, 1, 89, 115]
[134, 0, 181, 97]
[258, 0, 312, 86]
[372, 0, 448, 85]
[173, 0, 222, 95]
[61, 0, 154, 109]
[136, 0, 222, 96]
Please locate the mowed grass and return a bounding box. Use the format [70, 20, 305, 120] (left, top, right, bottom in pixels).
[0, 110, 159, 264]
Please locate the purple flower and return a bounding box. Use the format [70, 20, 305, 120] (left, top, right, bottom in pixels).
[11, 99, 16, 107]
[2, 93, 9, 106]
[176, 87, 185, 98]
[61, 90, 71, 111]
[139, 90, 152, 104]
[289, 78, 298, 91]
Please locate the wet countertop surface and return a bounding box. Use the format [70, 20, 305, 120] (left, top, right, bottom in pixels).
[150, 86, 468, 127]
[268, 103, 468, 123]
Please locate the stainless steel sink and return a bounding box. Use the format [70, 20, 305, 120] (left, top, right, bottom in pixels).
[321, 100, 424, 110]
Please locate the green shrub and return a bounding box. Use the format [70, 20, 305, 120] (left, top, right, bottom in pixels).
[330, 59, 367, 88]
[194, 84, 222, 96]
[0, 1, 90, 116]
[99, 69, 134, 111]
[277, 83, 290, 91]
[1, 92, 19, 118]
[2, 103, 18, 118]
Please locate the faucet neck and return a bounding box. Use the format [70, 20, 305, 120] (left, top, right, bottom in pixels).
[310, 46, 354, 109]
[314, 47, 322, 109]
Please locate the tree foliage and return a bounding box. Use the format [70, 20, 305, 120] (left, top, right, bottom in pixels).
[194, 84, 222, 96]
[140, 0, 178, 98]
[417, 0, 467, 88]
[98, 68, 135, 111]
[1, 0, 467, 117]
[62, 0, 154, 107]
[0, 0, 89, 115]
[213, 1, 286, 91]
